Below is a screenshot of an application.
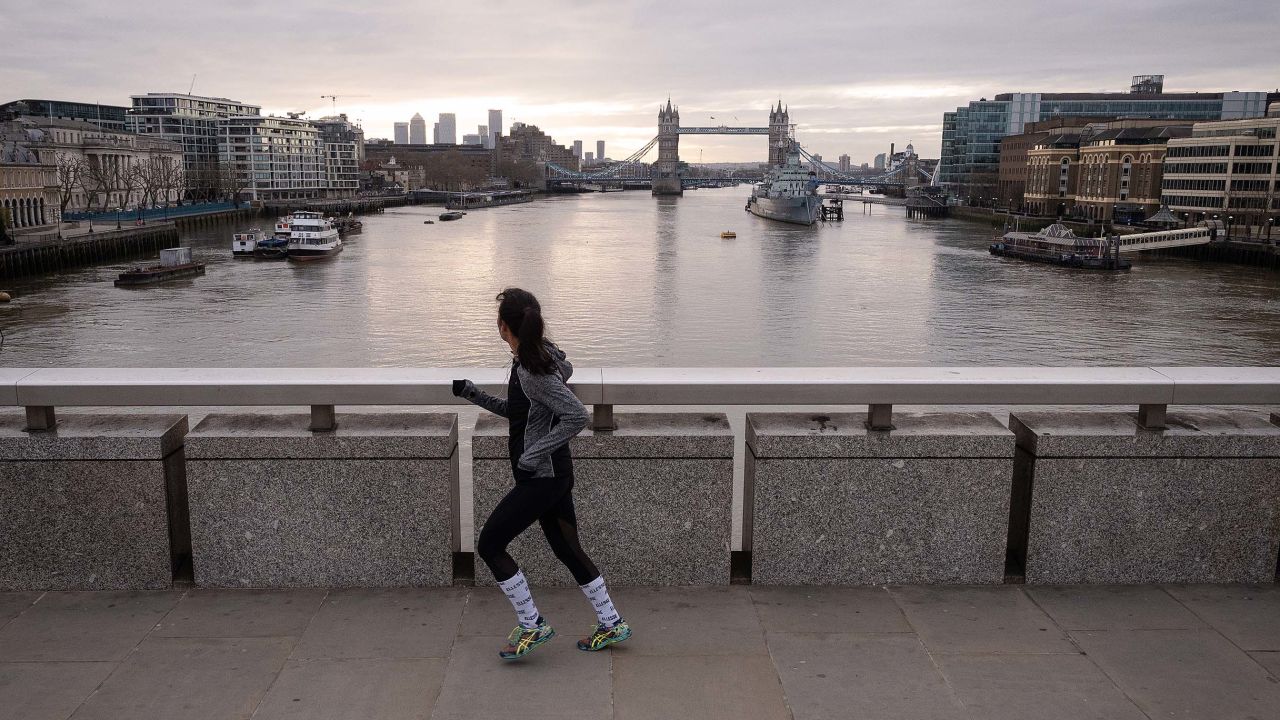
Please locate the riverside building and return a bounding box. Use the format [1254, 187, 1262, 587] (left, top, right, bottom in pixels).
[0, 99, 130, 133]
[2, 116, 184, 217]
[127, 93, 261, 174]
[0, 130, 58, 230]
[218, 115, 358, 202]
[939, 76, 1277, 201]
[1161, 103, 1280, 235]
[1022, 119, 1192, 221]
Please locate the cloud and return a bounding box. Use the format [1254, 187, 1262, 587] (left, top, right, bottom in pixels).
[5, 0, 1277, 162]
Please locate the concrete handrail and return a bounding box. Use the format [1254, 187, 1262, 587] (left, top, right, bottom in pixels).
[5, 366, 1279, 431]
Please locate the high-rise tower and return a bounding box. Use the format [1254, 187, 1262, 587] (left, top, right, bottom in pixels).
[652, 98, 682, 195]
[409, 113, 426, 144]
[768, 101, 791, 166]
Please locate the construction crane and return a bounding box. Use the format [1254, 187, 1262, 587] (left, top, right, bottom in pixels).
[319, 94, 370, 114]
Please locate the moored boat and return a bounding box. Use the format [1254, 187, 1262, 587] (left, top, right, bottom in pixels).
[254, 236, 290, 260]
[439, 211, 464, 221]
[990, 223, 1130, 271]
[285, 211, 343, 261]
[115, 247, 205, 287]
[746, 144, 822, 226]
[232, 229, 268, 258]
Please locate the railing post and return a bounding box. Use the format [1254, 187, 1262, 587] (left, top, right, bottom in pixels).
[25, 406, 56, 432]
[310, 404, 337, 432]
[592, 404, 615, 431]
[1137, 403, 1167, 430]
[866, 404, 894, 431]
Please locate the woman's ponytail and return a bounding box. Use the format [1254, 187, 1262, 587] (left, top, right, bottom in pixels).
[497, 288, 557, 374]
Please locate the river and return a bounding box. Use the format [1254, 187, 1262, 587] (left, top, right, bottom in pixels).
[2, 187, 1279, 368]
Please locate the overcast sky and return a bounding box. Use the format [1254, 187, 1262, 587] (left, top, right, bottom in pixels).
[6, 0, 1277, 163]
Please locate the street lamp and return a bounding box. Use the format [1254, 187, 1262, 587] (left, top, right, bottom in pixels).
[1267, 217, 1274, 241]
[1228, 215, 1234, 239]
[115, 206, 122, 230]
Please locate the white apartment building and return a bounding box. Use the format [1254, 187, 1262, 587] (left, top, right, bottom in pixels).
[218, 115, 327, 201]
[128, 93, 261, 169]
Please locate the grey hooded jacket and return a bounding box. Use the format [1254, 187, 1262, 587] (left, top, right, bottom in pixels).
[459, 342, 589, 478]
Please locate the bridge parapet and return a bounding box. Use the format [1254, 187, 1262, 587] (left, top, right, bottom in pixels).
[2, 366, 1278, 590]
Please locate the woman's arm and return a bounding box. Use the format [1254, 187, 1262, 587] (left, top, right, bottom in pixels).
[453, 379, 510, 418]
[515, 369, 589, 471]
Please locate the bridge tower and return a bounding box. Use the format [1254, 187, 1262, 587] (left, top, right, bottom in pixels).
[652, 98, 682, 195]
[768, 101, 791, 166]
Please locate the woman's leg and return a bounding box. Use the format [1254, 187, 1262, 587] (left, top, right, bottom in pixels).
[537, 482, 600, 585]
[538, 480, 624, 635]
[478, 479, 564, 631]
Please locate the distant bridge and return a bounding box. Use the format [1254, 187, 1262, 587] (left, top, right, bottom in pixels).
[543, 97, 938, 193]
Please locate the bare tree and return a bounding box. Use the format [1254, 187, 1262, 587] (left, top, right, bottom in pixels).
[217, 161, 251, 206]
[156, 157, 183, 206]
[79, 156, 114, 212]
[54, 152, 86, 213]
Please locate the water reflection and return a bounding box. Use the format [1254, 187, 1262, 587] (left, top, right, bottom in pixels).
[1, 186, 1277, 368]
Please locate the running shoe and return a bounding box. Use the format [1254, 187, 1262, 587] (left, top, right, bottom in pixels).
[499, 618, 555, 660]
[577, 620, 631, 651]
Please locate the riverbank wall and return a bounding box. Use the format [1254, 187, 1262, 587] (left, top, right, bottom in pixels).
[0, 224, 181, 282]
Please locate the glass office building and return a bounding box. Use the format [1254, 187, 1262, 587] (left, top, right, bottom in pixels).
[939, 79, 1277, 195]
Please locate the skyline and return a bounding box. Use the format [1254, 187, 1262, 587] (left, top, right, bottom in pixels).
[5, 0, 1278, 163]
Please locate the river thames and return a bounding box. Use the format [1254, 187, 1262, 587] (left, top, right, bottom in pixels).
[3, 187, 1279, 368]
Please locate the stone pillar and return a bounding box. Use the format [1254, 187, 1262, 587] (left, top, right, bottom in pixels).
[0, 413, 189, 590]
[1011, 410, 1280, 584]
[747, 412, 1015, 585]
[185, 413, 458, 587]
[473, 412, 733, 586]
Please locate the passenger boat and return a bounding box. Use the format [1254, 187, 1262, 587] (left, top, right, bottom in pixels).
[274, 214, 294, 236]
[439, 211, 464, 221]
[253, 236, 289, 260]
[232, 229, 267, 257]
[286, 211, 343, 261]
[746, 144, 822, 226]
[990, 223, 1130, 271]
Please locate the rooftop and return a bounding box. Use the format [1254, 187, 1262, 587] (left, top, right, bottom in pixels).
[2, 584, 1276, 718]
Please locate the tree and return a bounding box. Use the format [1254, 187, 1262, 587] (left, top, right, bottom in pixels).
[495, 159, 542, 188]
[54, 152, 86, 213]
[80, 156, 114, 212]
[217, 160, 251, 206]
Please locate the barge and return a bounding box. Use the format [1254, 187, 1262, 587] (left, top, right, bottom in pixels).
[991, 224, 1130, 271]
[115, 247, 205, 286]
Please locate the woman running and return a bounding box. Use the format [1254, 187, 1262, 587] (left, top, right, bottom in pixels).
[452, 288, 630, 660]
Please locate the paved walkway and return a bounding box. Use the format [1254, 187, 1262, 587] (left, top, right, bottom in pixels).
[1, 584, 1278, 720]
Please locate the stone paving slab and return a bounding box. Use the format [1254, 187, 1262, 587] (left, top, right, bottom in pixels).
[253, 657, 446, 720]
[152, 588, 327, 638]
[1025, 585, 1205, 630]
[292, 588, 467, 660]
[768, 632, 968, 720]
[749, 586, 912, 633]
[0, 591, 180, 662]
[70, 636, 294, 720]
[933, 653, 1148, 720]
[0, 592, 40, 629]
[429, 634, 611, 720]
[1071, 628, 1280, 719]
[0, 661, 116, 720]
[888, 586, 1076, 654]
[0, 585, 1277, 719]
[613, 654, 790, 720]
[1162, 583, 1280, 650]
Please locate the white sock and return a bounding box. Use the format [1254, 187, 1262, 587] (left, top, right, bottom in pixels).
[580, 576, 621, 628]
[498, 570, 541, 629]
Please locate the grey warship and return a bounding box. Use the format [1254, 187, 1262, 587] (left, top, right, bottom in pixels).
[746, 143, 822, 226]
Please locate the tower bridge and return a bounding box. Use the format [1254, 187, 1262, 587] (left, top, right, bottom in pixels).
[542, 98, 936, 194]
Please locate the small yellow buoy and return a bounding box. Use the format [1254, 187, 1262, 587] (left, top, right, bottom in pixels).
[0, 292, 11, 303]
[720, 231, 736, 239]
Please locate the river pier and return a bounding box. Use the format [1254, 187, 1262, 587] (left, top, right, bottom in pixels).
[0, 223, 180, 281]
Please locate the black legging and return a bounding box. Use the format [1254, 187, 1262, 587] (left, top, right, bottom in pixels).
[477, 471, 600, 586]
